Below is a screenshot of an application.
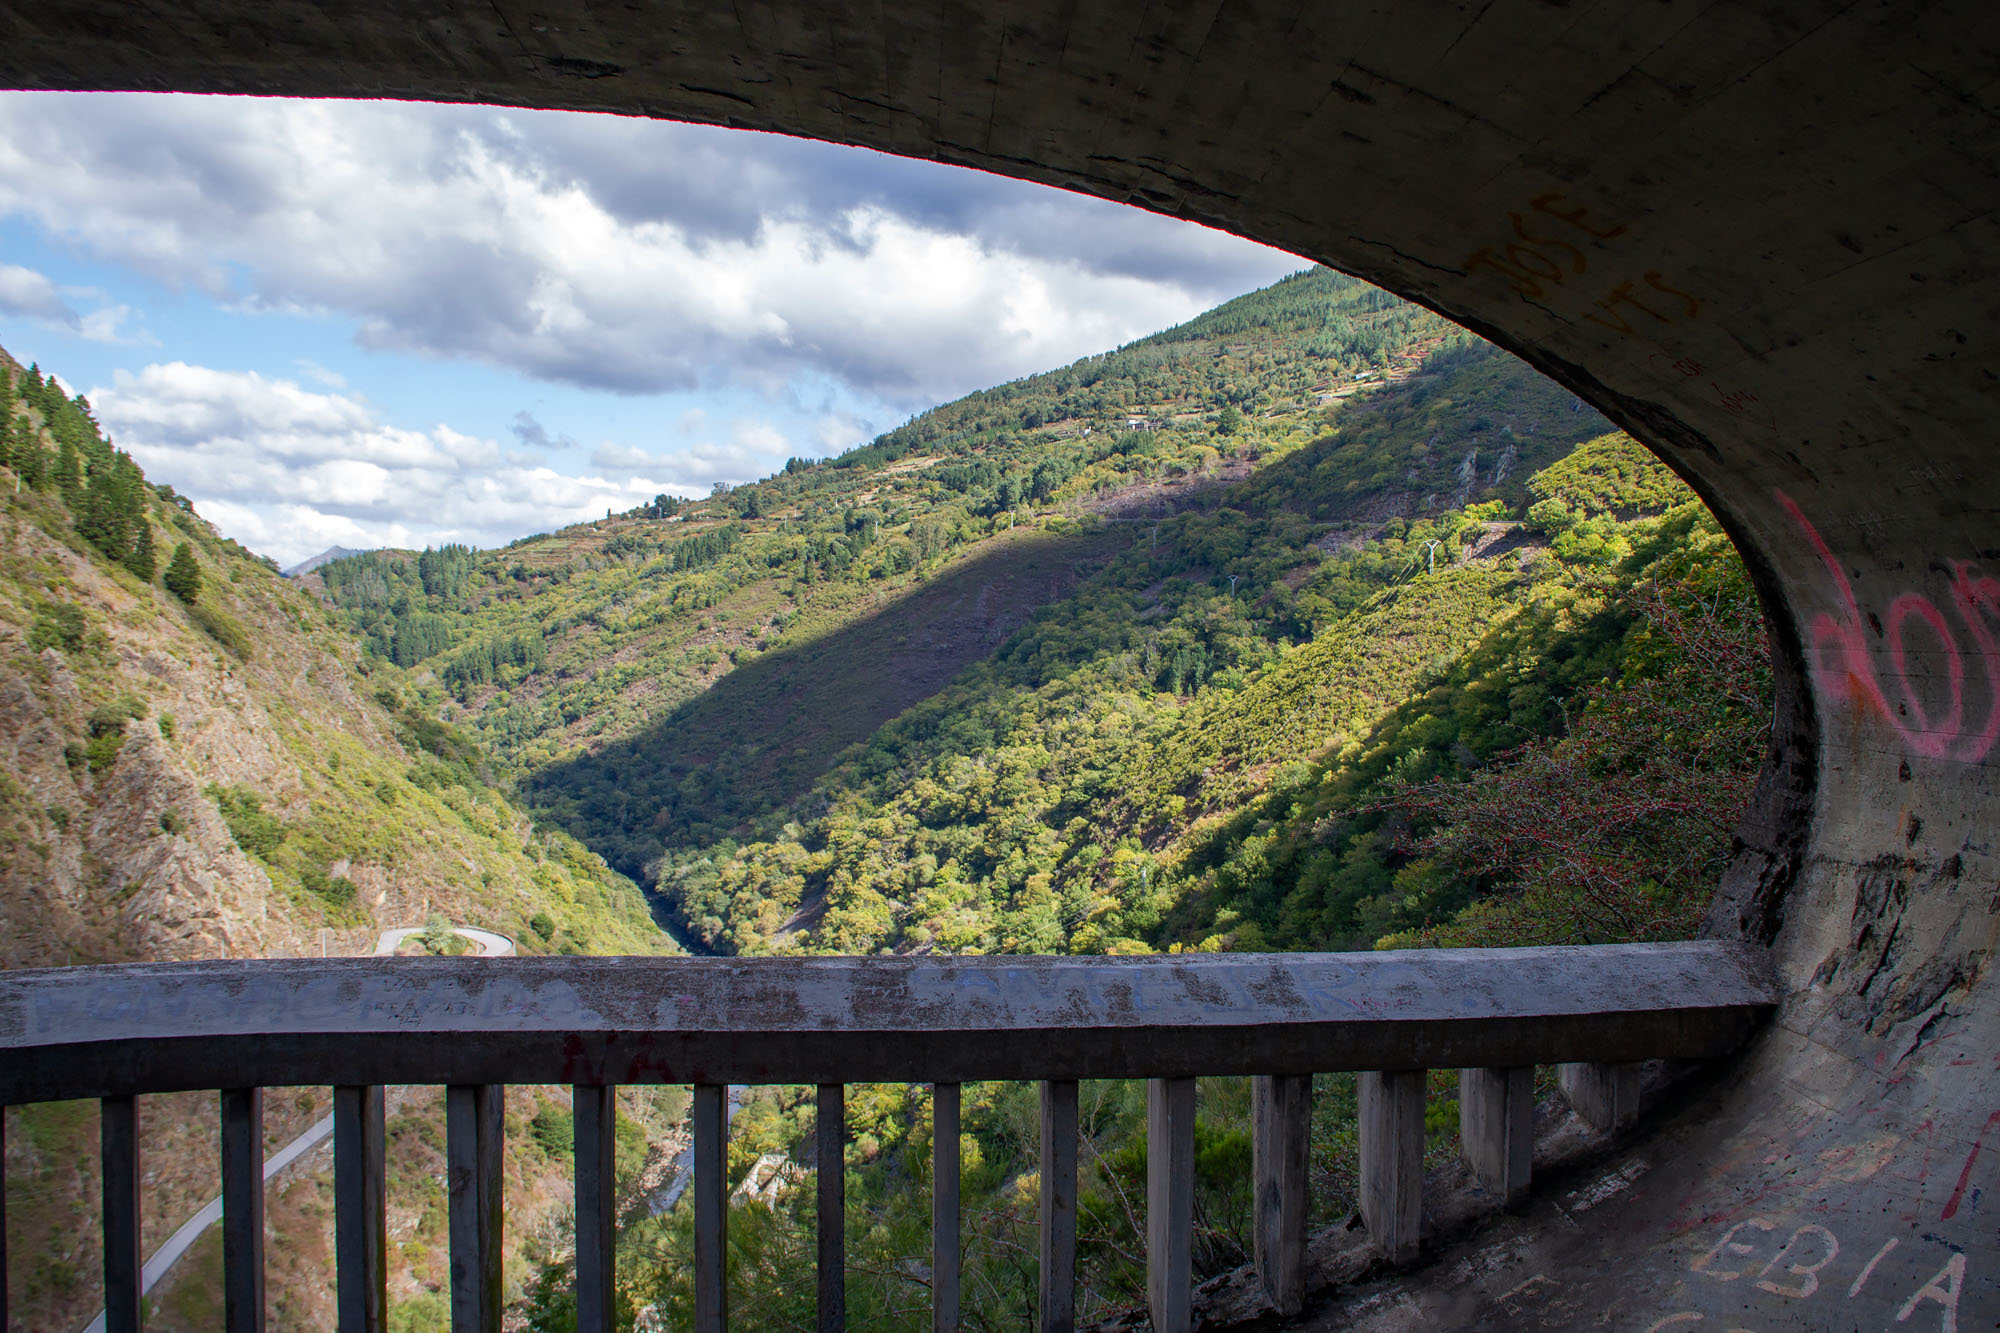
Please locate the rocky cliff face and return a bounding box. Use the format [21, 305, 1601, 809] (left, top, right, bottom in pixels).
[2, 640, 289, 965]
[0, 470, 668, 968]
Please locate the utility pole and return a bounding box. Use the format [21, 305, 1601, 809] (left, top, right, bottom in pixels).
[1421, 539, 1442, 574]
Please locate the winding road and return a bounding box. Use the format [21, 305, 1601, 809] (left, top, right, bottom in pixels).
[79, 924, 514, 1333]
[644, 1086, 743, 1218]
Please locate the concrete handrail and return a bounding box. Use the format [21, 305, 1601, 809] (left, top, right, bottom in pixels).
[0, 940, 1776, 1104]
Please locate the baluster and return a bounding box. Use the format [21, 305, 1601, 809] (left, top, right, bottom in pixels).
[2, 1105, 9, 1331]
[1357, 1070, 1424, 1263]
[448, 1084, 504, 1333]
[1146, 1078, 1196, 1333]
[334, 1085, 387, 1333]
[1039, 1080, 1078, 1333]
[573, 1085, 617, 1333]
[818, 1083, 846, 1331]
[101, 1095, 141, 1333]
[222, 1087, 267, 1332]
[932, 1083, 960, 1333]
[1251, 1074, 1310, 1315]
[1559, 1062, 1640, 1133]
[1459, 1067, 1533, 1207]
[693, 1084, 728, 1333]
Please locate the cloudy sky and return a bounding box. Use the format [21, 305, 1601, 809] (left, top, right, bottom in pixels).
[0, 94, 1301, 565]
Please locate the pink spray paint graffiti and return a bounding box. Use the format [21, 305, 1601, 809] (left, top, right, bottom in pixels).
[1781, 490, 2000, 762]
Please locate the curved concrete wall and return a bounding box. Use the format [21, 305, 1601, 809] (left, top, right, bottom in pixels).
[7, 1, 1995, 1323]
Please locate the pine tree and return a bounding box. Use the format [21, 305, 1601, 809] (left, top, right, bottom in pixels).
[13, 414, 45, 490]
[125, 518, 157, 582]
[53, 435, 82, 504]
[163, 542, 202, 605]
[79, 451, 146, 565]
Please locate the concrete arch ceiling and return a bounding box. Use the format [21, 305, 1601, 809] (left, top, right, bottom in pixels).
[8, 0, 1998, 1323]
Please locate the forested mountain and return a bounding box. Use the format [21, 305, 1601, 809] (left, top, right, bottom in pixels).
[309, 271, 1577, 873]
[0, 347, 673, 1332]
[309, 268, 1755, 967]
[310, 269, 1459, 802]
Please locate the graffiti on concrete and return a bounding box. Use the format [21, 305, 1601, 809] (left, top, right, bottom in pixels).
[1647, 351, 1777, 431]
[1463, 192, 1702, 337]
[1782, 490, 2000, 763]
[1649, 1215, 1970, 1330]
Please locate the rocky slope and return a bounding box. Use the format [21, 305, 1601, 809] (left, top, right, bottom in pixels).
[0, 358, 669, 969]
[0, 344, 674, 1331]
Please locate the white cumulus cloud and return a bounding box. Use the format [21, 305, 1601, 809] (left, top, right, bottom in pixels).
[0, 264, 82, 328]
[91, 361, 695, 565]
[0, 94, 1298, 408]
[587, 417, 797, 491]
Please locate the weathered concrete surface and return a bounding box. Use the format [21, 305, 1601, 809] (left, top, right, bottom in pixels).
[0, 943, 1775, 1098]
[3, 0, 1998, 1321]
[1289, 976, 2000, 1330]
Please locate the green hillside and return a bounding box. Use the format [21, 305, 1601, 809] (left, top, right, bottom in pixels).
[309, 271, 1608, 896]
[0, 349, 676, 1333]
[301, 268, 1753, 969]
[0, 353, 668, 967]
[651, 429, 1764, 960]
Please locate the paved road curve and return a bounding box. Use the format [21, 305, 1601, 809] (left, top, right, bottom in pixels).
[79, 925, 514, 1333]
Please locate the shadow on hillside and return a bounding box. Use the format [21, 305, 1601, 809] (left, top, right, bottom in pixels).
[523, 525, 1128, 881]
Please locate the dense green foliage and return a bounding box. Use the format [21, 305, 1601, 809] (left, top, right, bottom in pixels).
[309, 273, 1614, 899]
[642, 433, 1756, 960]
[2, 363, 160, 578]
[518, 434, 1767, 1333]
[312, 270, 1462, 784]
[300, 265, 1764, 972]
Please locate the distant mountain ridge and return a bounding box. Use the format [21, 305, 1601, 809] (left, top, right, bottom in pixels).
[284, 544, 368, 577]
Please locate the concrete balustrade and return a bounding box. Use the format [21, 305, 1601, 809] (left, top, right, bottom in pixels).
[930, 1081, 961, 1332]
[0, 942, 1776, 1332]
[333, 1085, 386, 1332]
